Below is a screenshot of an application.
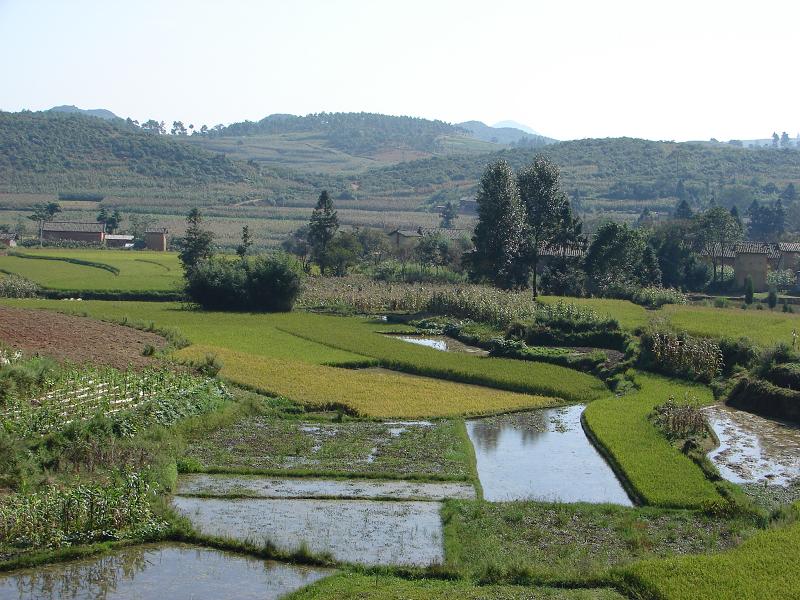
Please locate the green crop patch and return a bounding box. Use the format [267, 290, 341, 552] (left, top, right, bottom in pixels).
[0, 250, 183, 292]
[583, 373, 723, 508]
[176, 345, 564, 419]
[287, 573, 626, 600]
[622, 513, 800, 600]
[276, 312, 608, 402]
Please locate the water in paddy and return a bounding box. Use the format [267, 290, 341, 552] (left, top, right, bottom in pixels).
[705, 404, 800, 486]
[178, 473, 475, 500]
[0, 543, 330, 600]
[173, 496, 444, 566]
[386, 334, 488, 355]
[466, 405, 633, 504]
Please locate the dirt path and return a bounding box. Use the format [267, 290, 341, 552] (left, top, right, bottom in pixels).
[0, 305, 167, 369]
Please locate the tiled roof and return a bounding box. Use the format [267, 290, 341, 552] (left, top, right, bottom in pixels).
[778, 242, 800, 253]
[145, 228, 168, 234]
[699, 243, 736, 258]
[539, 244, 585, 257]
[41, 221, 105, 233]
[0, 233, 17, 240]
[390, 228, 469, 239]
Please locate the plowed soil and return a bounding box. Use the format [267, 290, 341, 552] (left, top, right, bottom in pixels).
[0, 305, 167, 369]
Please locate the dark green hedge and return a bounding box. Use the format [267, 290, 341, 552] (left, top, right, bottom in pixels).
[727, 376, 800, 423]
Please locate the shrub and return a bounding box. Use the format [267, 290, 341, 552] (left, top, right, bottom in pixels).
[768, 286, 778, 309]
[0, 274, 40, 298]
[727, 376, 800, 423]
[767, 268, 795, 292]
[185, 254, 302, 312]
[630, 286, 689, 308]
[718, 337, 758, 374]
[639, 329, 722, 382]
[764, 362, 800, 389]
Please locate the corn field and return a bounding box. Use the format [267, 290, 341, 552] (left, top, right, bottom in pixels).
[1, 365, 228, 437]
[299, 276, 602, 328]
[651, 395, 708, 441]
[0, 472, 167, 551]
[646, 330, 723, 382]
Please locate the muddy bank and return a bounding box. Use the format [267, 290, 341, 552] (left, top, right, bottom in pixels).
[0, 543, 331, 599]
[173, 496, 444, 566]
[467, 405, 633, 505]
[177, 474, 476, 500]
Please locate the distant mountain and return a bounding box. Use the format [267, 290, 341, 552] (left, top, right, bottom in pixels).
[457, 120, 554, 146]
[48, 105, 120, 120]
[492, 120, 542, 136]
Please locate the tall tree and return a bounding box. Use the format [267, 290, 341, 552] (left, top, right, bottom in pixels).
[96, 205, 108, 225]
[781, 132, 791, 148]
[694, 207, 742, 282]
[307, 191, 339, 274]
[468, 160, 525, 288]
[179, 208, 214, 273]
[517, 156, 573, 298]
[171, 121, 188, 136]
[28, 202, 62, 224]
[772, 132, 780, 148]
[673, 198, 694, 220]
[236, 225, 253, 259]
[106, 209, 122, 234]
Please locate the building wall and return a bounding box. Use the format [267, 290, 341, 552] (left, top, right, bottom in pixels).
[144, 232, 167, 251]
[734, 253, 768, 291]
[42, 231, 104, 243]
[106, 238, 133, 248]
[780, 252, 800, 271]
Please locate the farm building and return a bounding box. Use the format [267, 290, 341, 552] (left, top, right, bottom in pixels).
[41, 221, 105, 244]
[145, 228, 168, 251]
[0, 233, 18, 248]
[733, 242, 780, 291]
[387, 228, 469, 250]
[105, 234, 135, 249]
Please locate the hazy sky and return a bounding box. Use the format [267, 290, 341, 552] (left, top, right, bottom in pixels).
[1, 0, 798, 141]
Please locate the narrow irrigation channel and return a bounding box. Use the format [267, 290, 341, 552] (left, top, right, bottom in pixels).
[0, 543, 331, 600]
[466, 405, 634, 504]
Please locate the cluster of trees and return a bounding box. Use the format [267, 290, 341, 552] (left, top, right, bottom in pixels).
[467, 156, 581, 296]
[180, 209, 302, 312]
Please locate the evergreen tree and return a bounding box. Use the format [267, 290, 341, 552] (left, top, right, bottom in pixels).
[236, 225, 253, 259]
[517, 155, 573, 298]
[468, 161, 525, 288]
[730, 205, 742, 229]
[307, 191, 339, 274]
[106, 209, 122, 233]
[638, 244, 662, 286]
[673, 198, 693, 220]
[782, 183, 796, 203]
[96, 205, 108, 224]
[744, 275, 754, 303]
[179, 208, 214, 273]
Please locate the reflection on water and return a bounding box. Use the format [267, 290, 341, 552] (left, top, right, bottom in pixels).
[467, 405, 633, 505]
[172, 496, 444, 566]
[705, 404, 800, 486]
[0, 544, 330, 600]
[386, 335, 488, 355]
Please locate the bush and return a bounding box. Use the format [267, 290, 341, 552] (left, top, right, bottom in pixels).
[727, 376, 800, 423]
[630, 286, 688, 308]
[764, 362, 800, 389]
[744, 275, 754, 304]
[767, 268, 795, 292]
[185, 254, 302, 311]
[0, 274, 40, 298]
[768, 286, 778, 309]
[718, 337, 758, 374]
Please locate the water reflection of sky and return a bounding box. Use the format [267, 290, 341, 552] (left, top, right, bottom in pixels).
[467, 405, 633, 505]
[0, 544, 330, 600]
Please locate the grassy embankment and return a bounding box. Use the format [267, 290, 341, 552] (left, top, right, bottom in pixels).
[620, 506, 800, 600]
[286, 573, 625, 600]
[583, 373, 723, 509]
[441, 500, 753, 586]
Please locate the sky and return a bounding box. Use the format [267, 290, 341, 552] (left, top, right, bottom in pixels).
[1, 0, 798, 141]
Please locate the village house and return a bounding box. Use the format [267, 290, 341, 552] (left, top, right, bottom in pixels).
[41, 221, 105, 244]
[733, 242, 781, 291]
[386, 228, 469, 250]
[144, 228, 168, 252]
[0, 233, 18, 248]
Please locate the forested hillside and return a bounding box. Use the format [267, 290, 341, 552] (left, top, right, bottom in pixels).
[358, 137, 800, 215]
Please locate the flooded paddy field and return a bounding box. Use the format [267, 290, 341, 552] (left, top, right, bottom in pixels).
[704, 404, 800, 486]
[704, 403, 800, 509]
[172, 496, 444, 566]
[385, 333, 489, 355]
[466, 405, 632, 504]
[177, 473, 476, 500]
[184, 415, 472, 479]
[0, 543, 331, 600]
